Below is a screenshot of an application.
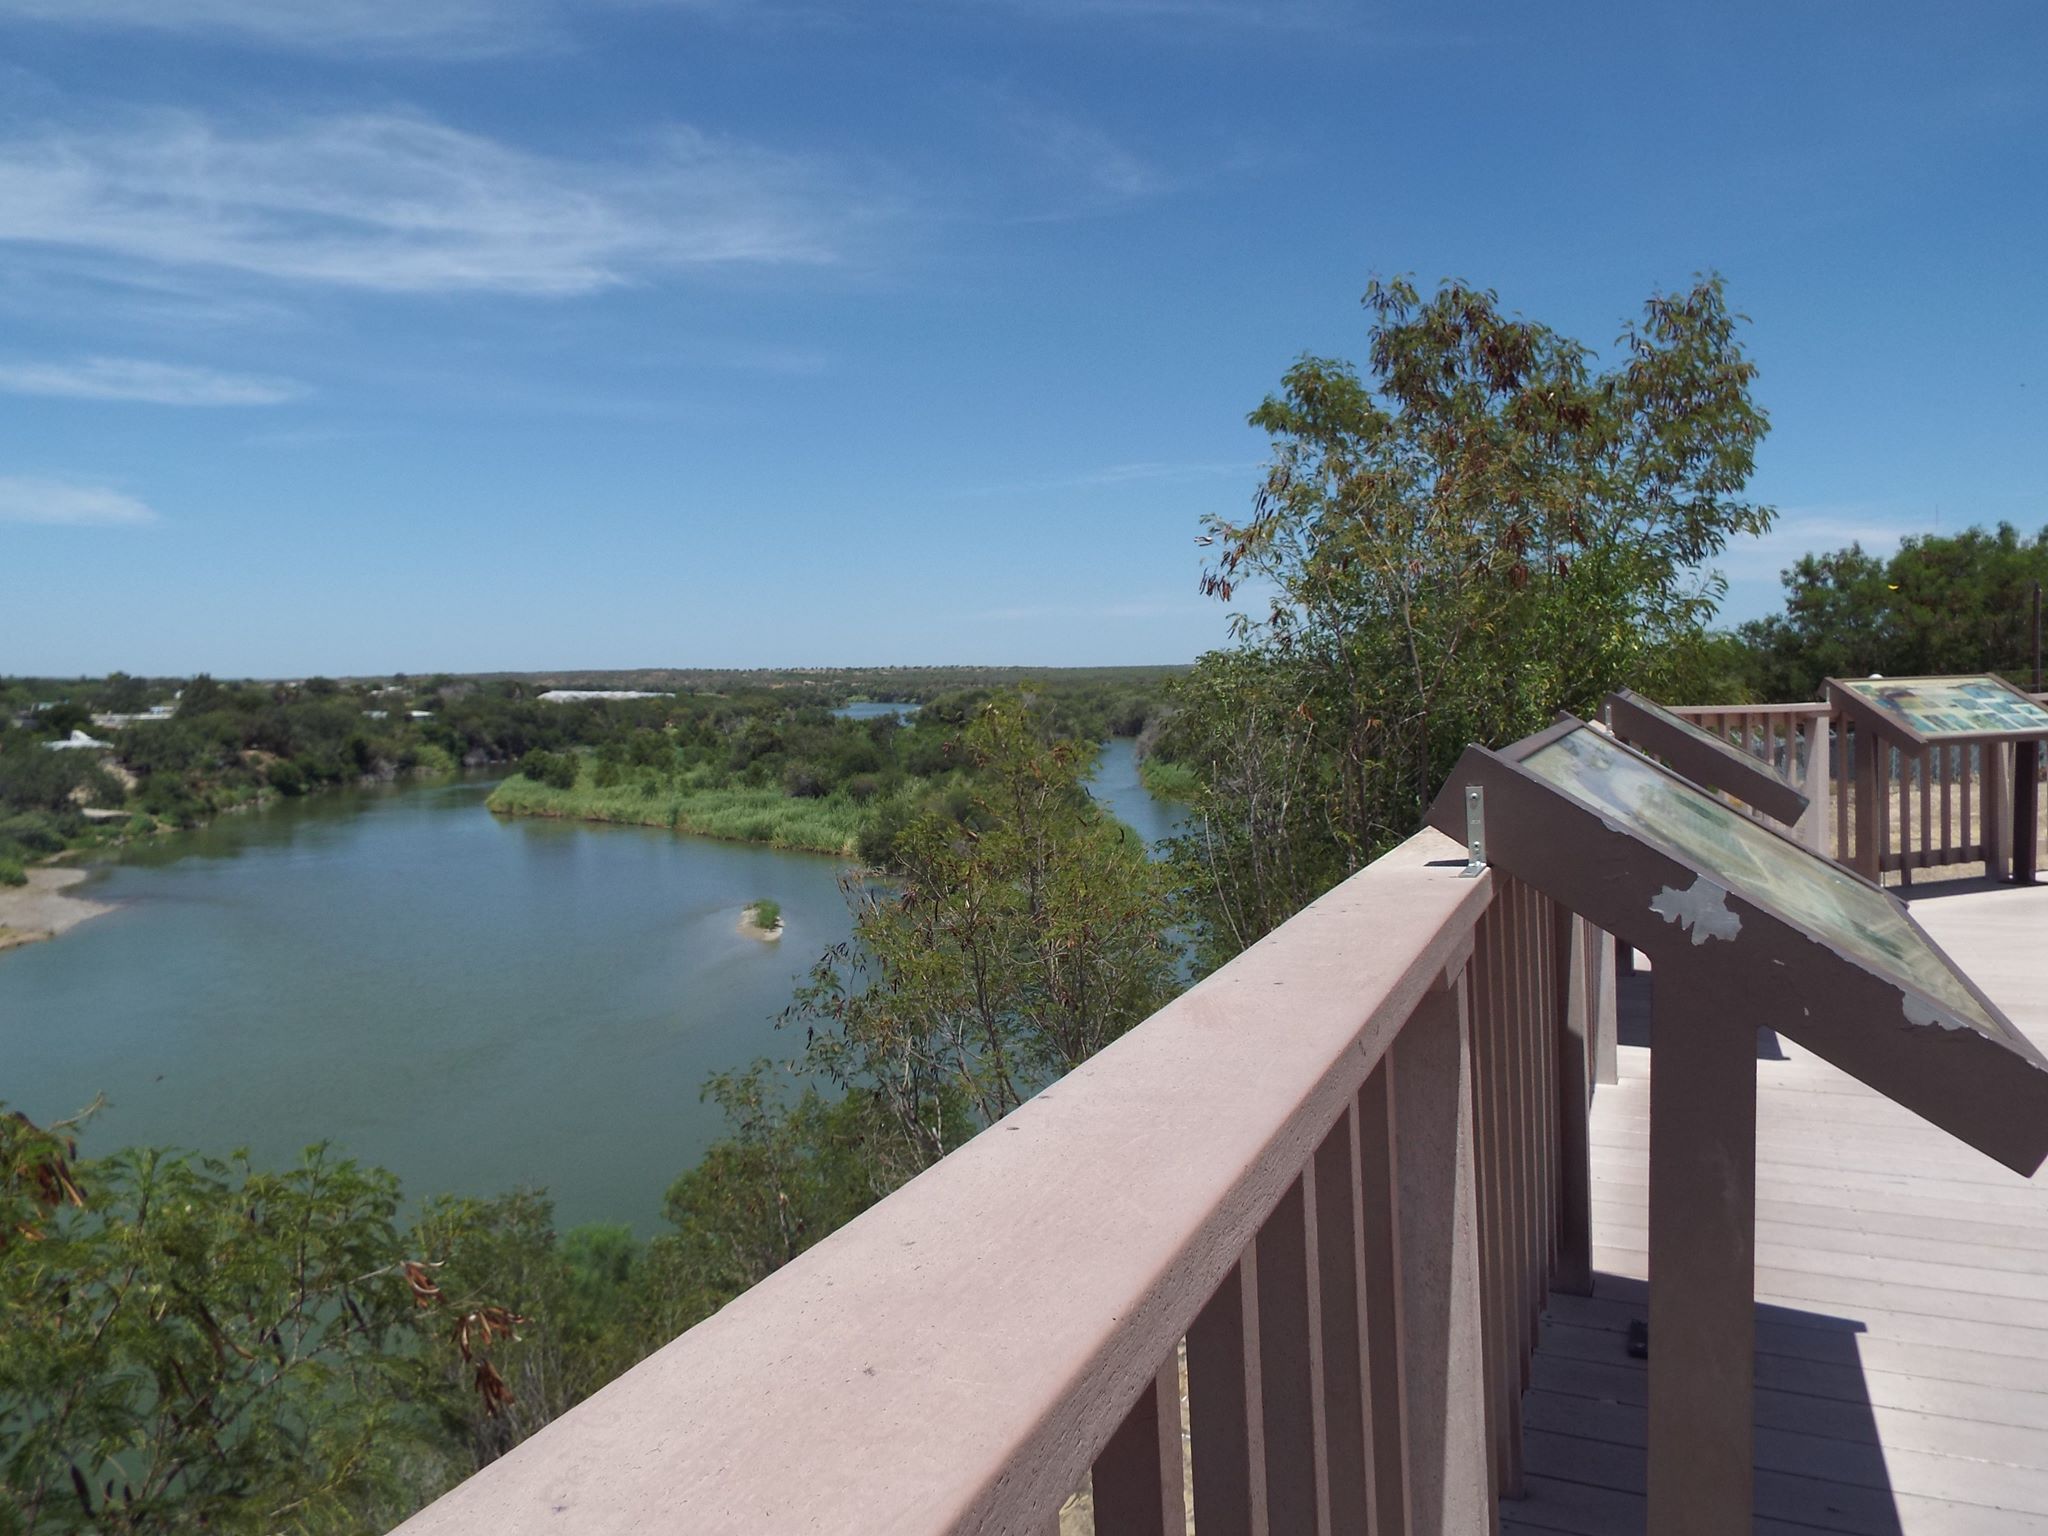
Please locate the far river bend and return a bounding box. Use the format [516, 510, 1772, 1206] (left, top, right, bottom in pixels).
[0, 740, 1181, 1232]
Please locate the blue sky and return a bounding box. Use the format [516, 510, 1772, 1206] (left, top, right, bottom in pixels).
[0, 1, 2041, 677]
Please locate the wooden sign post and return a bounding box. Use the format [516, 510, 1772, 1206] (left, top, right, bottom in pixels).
[1428, 719, 2048, 1536]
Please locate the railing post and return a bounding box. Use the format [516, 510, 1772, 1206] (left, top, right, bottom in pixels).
[1392, 968, 1494, 1536]
[1852, 726, 1883, 880]
[1645, 961, 1759, 1536]
[1796, 708, 1830, 855]
[1590, 927, 1618, 1088]
[1552, 907, 1592, 1297]
[1986, 741, 2014, 880]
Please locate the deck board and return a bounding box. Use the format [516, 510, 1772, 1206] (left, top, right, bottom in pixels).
[1505, 883, 2048, 1534]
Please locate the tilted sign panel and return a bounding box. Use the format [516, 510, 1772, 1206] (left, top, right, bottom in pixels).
[1836, 676, 2048, 741]
[1521, 727, 2016, 1049]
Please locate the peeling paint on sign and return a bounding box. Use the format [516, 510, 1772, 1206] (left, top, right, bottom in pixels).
[1648, 877, 1741, 946]
[1902, 993, 1968, 1032]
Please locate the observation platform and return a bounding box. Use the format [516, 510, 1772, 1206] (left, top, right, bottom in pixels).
[1511, 879, 2048, 1535]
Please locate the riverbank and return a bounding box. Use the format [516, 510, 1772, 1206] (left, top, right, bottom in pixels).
[0, 867, 113, 953]
[486, 775, 862, 857]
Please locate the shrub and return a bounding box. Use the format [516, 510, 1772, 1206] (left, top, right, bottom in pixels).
[0, 854, 25, 886]
[781, 761, 829, 799]
[519, 749, 579, 792]
[748, 899, 782, 931]
[266, 759, 308, 796]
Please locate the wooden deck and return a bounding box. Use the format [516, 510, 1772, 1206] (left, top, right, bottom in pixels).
[1507, 879, 2048, 1535]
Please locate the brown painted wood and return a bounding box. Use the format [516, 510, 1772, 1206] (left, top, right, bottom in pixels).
[1552, 905, 1593, 1296]
[1988, 743, 2013, 879]
[1940, 743, 1954, 859]
[1645, 964, 1760, 1536]
[1607, 690, 1809, 826]
[1357, 1060, 1413, 1535]
[1920, 743, 1934, 866]
[1854, 730, 1882, 878]
[1093, 1359, 1187, 1536]
[1255, 1178, 1323, 1536]
[1836, 716, 1852, 864]
[1427, 727, 2048, 1175]
[1591, 928, 1618, 1088]
[1466, 903, 1512, 1498]
[1393, 972, 1495, 1536]
[1311, 1105, 1373, 1534]
[1188, 1258, 1267, 1536]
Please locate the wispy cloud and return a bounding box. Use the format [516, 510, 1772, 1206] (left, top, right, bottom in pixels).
[1716, 508, 1917, 577]
[0, 0, 556, 55]
[0, 355, 306, 405]
[0, 0, 1354, 55]
[966, 460, 1255, 495]
[0, 475, 158, 526]
[0, 110, 882, 297]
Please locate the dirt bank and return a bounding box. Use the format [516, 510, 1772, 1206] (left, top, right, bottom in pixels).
[0, 867, 113, 954]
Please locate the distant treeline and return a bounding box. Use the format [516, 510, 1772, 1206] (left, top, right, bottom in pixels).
[0, 669, 1178, 881]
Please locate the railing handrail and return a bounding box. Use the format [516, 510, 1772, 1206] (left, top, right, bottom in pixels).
[394, 830, 1495, 1536]
[1669, 700, 1829, 718]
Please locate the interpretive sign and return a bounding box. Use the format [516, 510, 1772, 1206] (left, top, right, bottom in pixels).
[1826, 673, 2048, 883]
[1829, 673, 2048, 747]
[1428, 718, 2048, 1172]
[1604, 689, 1808, 826]
[1430, 716, 2048, 1536]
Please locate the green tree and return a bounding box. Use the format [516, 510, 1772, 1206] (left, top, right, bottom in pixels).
[1167, 275, 1772, 963]
[0, 1109, 528, 1536]
[785, 696, 1179, 1177]
[1739, 523, 2048, 700]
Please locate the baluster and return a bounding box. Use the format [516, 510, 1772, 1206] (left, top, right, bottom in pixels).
[1094, 1360, 1186, 1536]
[1467, 901, 1516, 1498]
[1312, 1104, 1374, 1532]
[1255, 1180, 1321, 1534]
[1187, 1256, 1265, 1536]
[1358, 1058, 1412, 1531]
[1393, 967, 1493, 1534]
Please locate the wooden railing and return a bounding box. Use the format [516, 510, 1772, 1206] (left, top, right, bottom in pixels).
[392, 831, 1616, 1536]
[1671, 696, 2048, 883]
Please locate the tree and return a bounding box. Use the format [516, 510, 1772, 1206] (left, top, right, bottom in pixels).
[1169, 275, 1772, 963]
[783, 695, 1179, 1180]
[0, 1108, 530, 1536]
[1739, 523, 2048, 701]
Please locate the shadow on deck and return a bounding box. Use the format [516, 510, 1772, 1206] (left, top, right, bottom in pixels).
[1509, 953, 2048, 1534]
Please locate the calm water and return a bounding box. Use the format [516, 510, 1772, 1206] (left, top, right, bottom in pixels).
[2, 754, 1176, 1233]
[1089, 737, 1189, 851]
[0, 779, 855, 1231]
[831, 700, 919, 720]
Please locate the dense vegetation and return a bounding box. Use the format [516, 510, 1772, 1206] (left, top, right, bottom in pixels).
[0, 670, 1175, 880]
[2, 696, 1173, 1534]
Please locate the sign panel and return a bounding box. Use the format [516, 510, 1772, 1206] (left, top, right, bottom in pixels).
[1603, 689, 1808, 826]
[1517, 726, 2016, 1047]
[1830, 674, 2048, 745]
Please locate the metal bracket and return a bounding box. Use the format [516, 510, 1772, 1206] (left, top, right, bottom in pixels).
[1460, 784, 1487, 877]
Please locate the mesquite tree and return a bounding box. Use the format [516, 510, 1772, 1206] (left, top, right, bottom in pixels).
[1168, 275, 1772, 963]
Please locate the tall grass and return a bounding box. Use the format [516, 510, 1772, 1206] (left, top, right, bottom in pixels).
[486, 774, 864, 857]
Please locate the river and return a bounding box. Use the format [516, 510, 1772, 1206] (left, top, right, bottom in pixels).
[0, 743, 1179, 1233]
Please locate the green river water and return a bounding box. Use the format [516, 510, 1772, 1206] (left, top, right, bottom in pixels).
[0, 741, 1180, 1232]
